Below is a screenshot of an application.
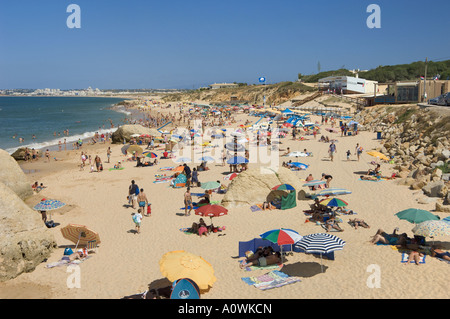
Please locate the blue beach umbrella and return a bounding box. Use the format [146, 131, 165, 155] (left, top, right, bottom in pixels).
[33, 199, 66, 211]
[227, 156, 249, 165]
[290, 162, 309, 170]
[316, 188, 352, 197]
[200, 156, 215, 162]
[175, 157, 191, 163]
[303, 180, 326, 187]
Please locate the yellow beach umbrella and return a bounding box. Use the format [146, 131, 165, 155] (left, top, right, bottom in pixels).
[159, 250, 216, 290]
[367, 150, 389, 161]
[127, 145, 144, 155]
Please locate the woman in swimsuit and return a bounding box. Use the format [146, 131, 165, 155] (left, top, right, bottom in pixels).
[430, 246, 450, 261]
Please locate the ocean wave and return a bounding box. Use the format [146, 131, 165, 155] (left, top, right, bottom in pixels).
[5, 127, 118, 155]
[113, 105, 132, 116]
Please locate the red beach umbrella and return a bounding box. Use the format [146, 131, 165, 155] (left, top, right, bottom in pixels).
[195, 204, 228, 219]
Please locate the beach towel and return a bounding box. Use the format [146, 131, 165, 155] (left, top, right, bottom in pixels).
[241, 270, 301, 290]
[179, 228, 194, 235]
[108, 167, 124, 171]
[46, 256, 91, 268]
[180, 206, 199, 210]
[159, 167, 174, 171]
[239, 259, 283, 272]
[401, 253, 426, 264]
[358, 177, 382, 182]
[250, 205, 262, 212]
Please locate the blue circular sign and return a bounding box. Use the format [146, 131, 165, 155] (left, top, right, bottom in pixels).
[259, 77, 266, 83]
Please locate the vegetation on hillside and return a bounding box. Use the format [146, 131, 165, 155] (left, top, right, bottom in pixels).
[300, 60, 450, 83]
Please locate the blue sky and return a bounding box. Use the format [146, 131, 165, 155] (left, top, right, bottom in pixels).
[0, 0, 449, 89]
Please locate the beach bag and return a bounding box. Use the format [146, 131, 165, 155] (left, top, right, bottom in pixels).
[147, 204, 151, 215]
[132, 214, 138, 223]
[64, 248, 73, 256]
[135, 186, 140, 195]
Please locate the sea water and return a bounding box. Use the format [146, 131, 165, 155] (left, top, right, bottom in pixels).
[0, 96, 131, 154]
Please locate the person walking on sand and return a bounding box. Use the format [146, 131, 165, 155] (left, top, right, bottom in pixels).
[355, 143, 363, 162]
[328, 141, 336, 162]
[137, 189, 149, 216]
[128, 180, 139, 209]
[107, 147, 111, 163]
[132, 211, 143, 234]
[45, 149, 50, 163]
[184, 187, 193, 216]
[95, 155, 102, 172]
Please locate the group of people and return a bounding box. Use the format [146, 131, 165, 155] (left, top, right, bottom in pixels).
[369, 228, 450, 265]
[240, 246, 282, 268]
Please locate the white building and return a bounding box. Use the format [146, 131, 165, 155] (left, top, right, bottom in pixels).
[318, 76, 378, 94]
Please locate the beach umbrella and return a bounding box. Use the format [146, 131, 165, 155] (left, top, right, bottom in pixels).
[173, 166, 185, 172]
[395, 208, 440, 224]
[61, 224, 101, 249]
[319, 198, 348, 207]
[224, 172, 239, 181]
[127, 145, 144, 155]
[412, 220, 450, 239]
[201, 181, 220, 191]
[442, 217, 450, 224]
[288, 152, 308, 157]
[227, 156, 248, 165]
[143, 152, 158, 158]
[175, 157, 191, 163]
[33, 199, 65, 211]
[316, 188, 352, 197]
[367, 150, 389, 161]
[199, 156, 215, 162]
[159, 250, 216, 291]
[294, 233, 346, 272]
[303, 180, 327, 187]
[195, 204, 228, 221]
[260, 228, 303, 262]
[272, 184, 295, 191]
[224, 142, 245, 152]
[290, 162, 309, 170]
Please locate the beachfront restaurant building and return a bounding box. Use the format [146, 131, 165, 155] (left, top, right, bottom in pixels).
[318, 76, 378, 95]
[371, 79, 450, 104]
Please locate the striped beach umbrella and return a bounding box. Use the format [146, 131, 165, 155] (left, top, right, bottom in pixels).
[316, 188, 352, 197]
[260, 228, 303, 262]
[303, 180, 326, 187]
[319, 198, 348, 207]
[61, 224, 101, 248]
[272, 184, 295, 191]
[294, 233, 346, 272]
[412, 220, 450, 238]
[143, 152, 158, 158]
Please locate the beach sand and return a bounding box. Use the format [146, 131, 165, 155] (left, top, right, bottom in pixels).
[1, 103, 449, 299]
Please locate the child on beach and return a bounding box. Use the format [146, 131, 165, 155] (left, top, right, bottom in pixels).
[132, 212, 143, 234]
[346, 150, 351, 161]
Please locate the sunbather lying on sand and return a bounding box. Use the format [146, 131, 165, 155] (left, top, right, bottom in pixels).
[240, 251, 281, 268]
[430, 246, 450, 262]
[348, 218, 369, 229]
[325, 216, 344, 232]
[370, 228, 408, 245]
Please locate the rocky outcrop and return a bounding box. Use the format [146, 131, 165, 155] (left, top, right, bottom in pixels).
[356, 106, 450, 201]
[111, 125, 160, 144]
[0, 182, 56, 282]
[221, 167, 304, 208]
[0, 149, 33, 200]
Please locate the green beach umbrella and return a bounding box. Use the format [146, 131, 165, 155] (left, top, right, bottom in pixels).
[201, 181, 220, 191]
[395, 208, 440, 224]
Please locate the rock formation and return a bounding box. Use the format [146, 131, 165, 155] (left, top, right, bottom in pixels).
[221, 167, 304, 208]
[0, 149, 33, 200]
[111, 124, 160, 144]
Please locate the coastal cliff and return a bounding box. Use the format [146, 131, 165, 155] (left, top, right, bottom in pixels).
[159, 82, 316, 105]
[0, 149, 56, 281]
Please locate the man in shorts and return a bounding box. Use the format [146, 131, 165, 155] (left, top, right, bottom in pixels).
[184, 187, 193, 216]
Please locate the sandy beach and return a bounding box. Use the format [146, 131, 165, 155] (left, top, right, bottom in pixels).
[1, 102, 449, 300]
